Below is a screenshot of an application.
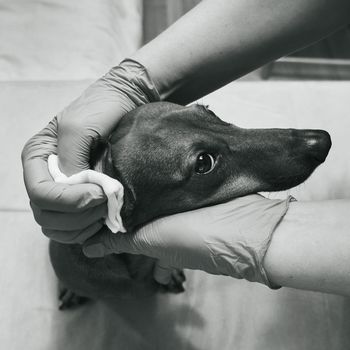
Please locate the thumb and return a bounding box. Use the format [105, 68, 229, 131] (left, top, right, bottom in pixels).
[82, 226, 145, 257]
[57, 123, 94, 175]
[83, 225, 178, 285]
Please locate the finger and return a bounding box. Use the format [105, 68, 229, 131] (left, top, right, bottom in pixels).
[22, 117, 106, 212]
[24, 157, 106, 212]
[21, 117, 59, 161]
[57, 124, 98, 175]
[82, 227, 140, 257]
[57, 92, 127, 174]
[42, 221, 104, 244]
[82, 216, 179, 258]
[31, 201, 107, 230]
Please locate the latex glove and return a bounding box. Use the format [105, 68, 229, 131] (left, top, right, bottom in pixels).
[83, 194, 292, 287]
[22, 59, 160, 243]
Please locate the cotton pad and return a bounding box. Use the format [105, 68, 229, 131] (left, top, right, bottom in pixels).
[47, 154, 126, 233]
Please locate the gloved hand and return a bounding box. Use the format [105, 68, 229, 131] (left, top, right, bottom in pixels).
[21, 59, 160, 243]
[83, 194, 292, 287]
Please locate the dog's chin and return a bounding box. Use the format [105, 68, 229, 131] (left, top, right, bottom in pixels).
[265, 172, 314, 192]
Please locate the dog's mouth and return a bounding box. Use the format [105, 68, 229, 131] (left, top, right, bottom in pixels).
[266, 173, 314, 192]
[263, 129, 331, 192]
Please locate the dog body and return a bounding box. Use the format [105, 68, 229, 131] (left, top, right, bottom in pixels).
[50, 102, 331, 306]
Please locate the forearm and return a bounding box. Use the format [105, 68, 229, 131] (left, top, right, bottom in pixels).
[264, 200, 350, 296]
[132, 0, 350, 104]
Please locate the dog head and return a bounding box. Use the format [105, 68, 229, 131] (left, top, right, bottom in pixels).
[96, 102, 331, 230]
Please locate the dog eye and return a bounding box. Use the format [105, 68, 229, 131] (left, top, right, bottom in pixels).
[195, 153, 215, 174]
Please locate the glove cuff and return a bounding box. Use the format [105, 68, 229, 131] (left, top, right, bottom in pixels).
[212, 195, 294, 289]
[255, 195, 295, 289]
[102, 58, 161, 107]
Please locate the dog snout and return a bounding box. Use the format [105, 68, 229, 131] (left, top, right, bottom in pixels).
[302, 129, 331, 163]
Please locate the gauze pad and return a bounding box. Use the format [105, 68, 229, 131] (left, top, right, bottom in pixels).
[48, 154, 126, 233]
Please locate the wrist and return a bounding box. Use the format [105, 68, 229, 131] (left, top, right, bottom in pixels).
[103, 58, 161, 105]
[122, 58, 161, 103]
[130, 50, 189, 103]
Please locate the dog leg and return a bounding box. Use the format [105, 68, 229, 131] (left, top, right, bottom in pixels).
[50, 241, 164, 305]
[160, 269, 186, 294]
[58, 281, 90, 310]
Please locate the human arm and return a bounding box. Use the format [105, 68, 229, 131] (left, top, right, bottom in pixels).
[133, 0, 350, 103]
[265, 199, 350, 296]
[84, 197, 350, 296]
[22, 0, 350, 241]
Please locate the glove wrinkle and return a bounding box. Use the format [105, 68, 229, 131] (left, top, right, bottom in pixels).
[205, 195, 293, 287]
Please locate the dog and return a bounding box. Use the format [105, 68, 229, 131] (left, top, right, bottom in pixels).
[49, 102, 331, 309]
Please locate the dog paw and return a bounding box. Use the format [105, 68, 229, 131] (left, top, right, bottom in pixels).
[58, 283, 90, 310]
[159, 269, 186, 294]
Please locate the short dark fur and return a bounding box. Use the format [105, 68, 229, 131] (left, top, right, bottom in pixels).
[50, 102, 331, 307]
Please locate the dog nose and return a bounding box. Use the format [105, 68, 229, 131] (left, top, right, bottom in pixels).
[302, 129, 331, 163]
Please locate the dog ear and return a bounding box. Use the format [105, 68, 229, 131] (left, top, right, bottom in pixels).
[91, 142, 116, 177]
[89, 141, 109, 172]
